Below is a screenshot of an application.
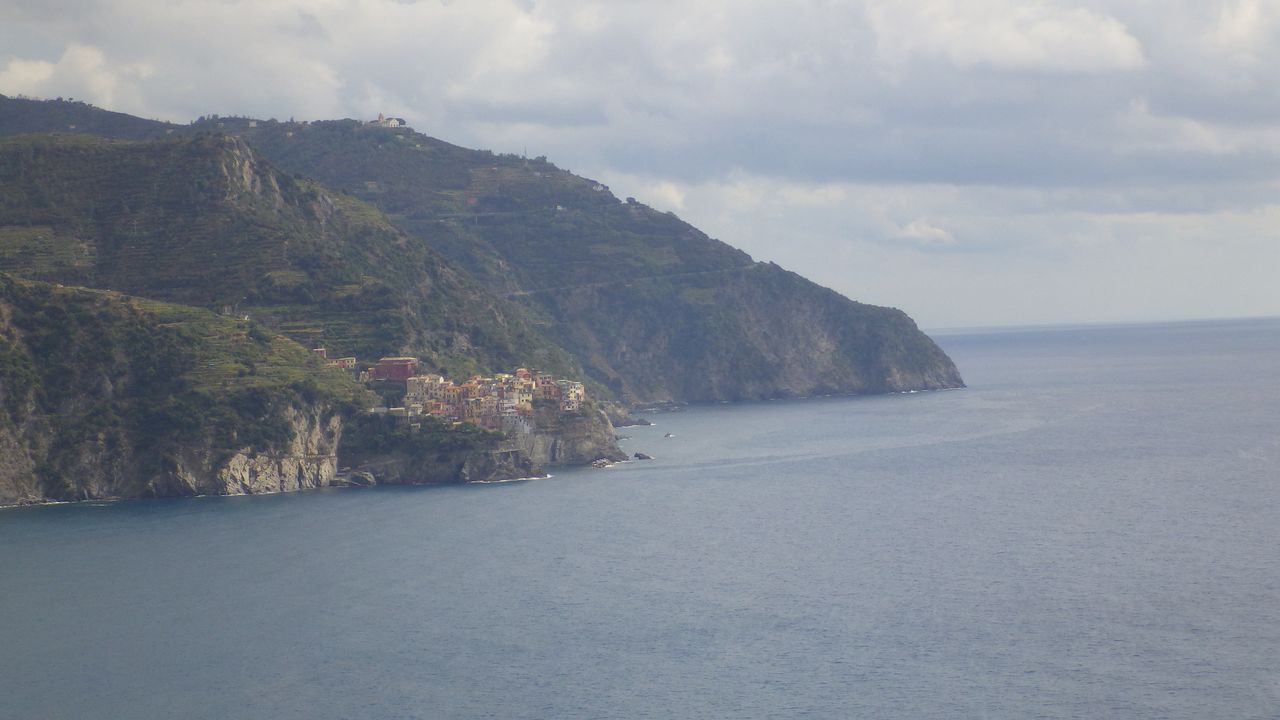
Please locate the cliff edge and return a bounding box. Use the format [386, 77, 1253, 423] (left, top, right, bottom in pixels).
[0, 276, 361, 506]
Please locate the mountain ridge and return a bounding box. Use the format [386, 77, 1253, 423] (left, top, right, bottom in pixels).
[199, 115, 965, 401]
[0, 94, 964, 404]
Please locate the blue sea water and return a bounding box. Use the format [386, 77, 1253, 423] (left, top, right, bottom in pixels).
[3, 318, 1279, 719]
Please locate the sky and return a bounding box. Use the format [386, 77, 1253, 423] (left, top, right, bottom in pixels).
[2, 0, 1279, 328]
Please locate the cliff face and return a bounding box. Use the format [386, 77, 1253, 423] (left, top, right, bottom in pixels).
[339, 402, 625, 486]
[160, 402, 343, 497]
[534, 262, 964, 402]
[0, 274, 621, 506]
[338, 445, 540, 486]
[504, 403, 629, 467]
[0, 394, 346, 506]
[0, 276, 364, 506]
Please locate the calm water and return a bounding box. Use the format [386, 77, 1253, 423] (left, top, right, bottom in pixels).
[3, 319, 1279, 719]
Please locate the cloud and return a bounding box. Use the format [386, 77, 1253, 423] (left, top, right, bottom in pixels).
[896, 219, 957, 247]
[0, 0, 1278, 325]
[0, 44, 147, 110]
[609, 170, 1280, 325]
[0, 57, 55, 92]
[866, 0, 1147, 74]
[1208, 0, 1279, 69]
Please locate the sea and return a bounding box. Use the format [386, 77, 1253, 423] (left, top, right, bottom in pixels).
[2, 318, 1279, 719]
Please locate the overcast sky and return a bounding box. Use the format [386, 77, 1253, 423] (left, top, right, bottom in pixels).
[3, 0, 1279, 328]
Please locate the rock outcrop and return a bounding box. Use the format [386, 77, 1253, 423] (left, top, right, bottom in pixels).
[337, 445, 541, 487]
[501, 404, 629, 468]
[160, 402, 343, 497]
[340, 402, 626, 487]
[0, 276, 364, 507]
[0, 397, 346, 506]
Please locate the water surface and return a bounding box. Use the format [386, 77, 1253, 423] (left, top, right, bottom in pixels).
[3, 318, 1279, 718]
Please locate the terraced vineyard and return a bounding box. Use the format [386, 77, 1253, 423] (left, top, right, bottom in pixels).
[0, 133, 582, 381]
[126, 295, 366, 401]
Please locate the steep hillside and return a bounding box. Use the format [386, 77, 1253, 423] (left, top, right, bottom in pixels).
[0, 275, 368, 505]
[221, 119, 964, 401]
[0, 275, 622, 505]
[0, 97, 964, 403]
[0, 132, 579, 380]
[531, 263, 962, 401]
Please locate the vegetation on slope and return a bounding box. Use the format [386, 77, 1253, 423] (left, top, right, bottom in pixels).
[0, 96, 963, 404]
[217, 118, 964, 401]
[0, 275, 370, 502]
[0, 94, 172, 140]
[0, 132, 580, 381]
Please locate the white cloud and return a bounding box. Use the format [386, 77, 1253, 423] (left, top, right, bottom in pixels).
[1, 0, 1278, 326]
[866, 0, 1147, 73]
[0, 43, 143, 110]
[1208, 0, 1279, 68]
[897, 219, 957, 247]
[0, 57, 55, 93]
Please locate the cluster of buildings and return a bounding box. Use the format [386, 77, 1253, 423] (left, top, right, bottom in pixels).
[402, 367, 585, 428]
[314, 350, 586, 429]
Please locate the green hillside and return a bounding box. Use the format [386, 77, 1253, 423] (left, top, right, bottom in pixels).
[219, 119, 964, 401]
[0, 132, 579, 381]
[0, 96, 964, 403]
[0, 274, 368, 503]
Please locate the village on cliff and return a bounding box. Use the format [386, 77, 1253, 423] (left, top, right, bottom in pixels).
[314, 349, 587, 431]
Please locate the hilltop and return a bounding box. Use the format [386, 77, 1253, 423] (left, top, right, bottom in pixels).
[202, 117, 964, 401]
[0, 95, 170, 139]
[0, 94, 964, 404]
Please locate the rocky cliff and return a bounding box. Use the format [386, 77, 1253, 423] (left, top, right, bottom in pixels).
[0, 276, 364, 506]
[0, 398, 344, 506]
[531, 262, 964, 402]
[0, 274, 623, 507]
[158, 401, 343, 497]
[338, 401, 625, 486]
[502, 402, 630, 467]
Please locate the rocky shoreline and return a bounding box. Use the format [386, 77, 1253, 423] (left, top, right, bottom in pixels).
[0, 399, 627, 508]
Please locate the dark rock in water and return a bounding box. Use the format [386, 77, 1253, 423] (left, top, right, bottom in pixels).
[615, 416, 652, 427]
[633, 452, 653, 460]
